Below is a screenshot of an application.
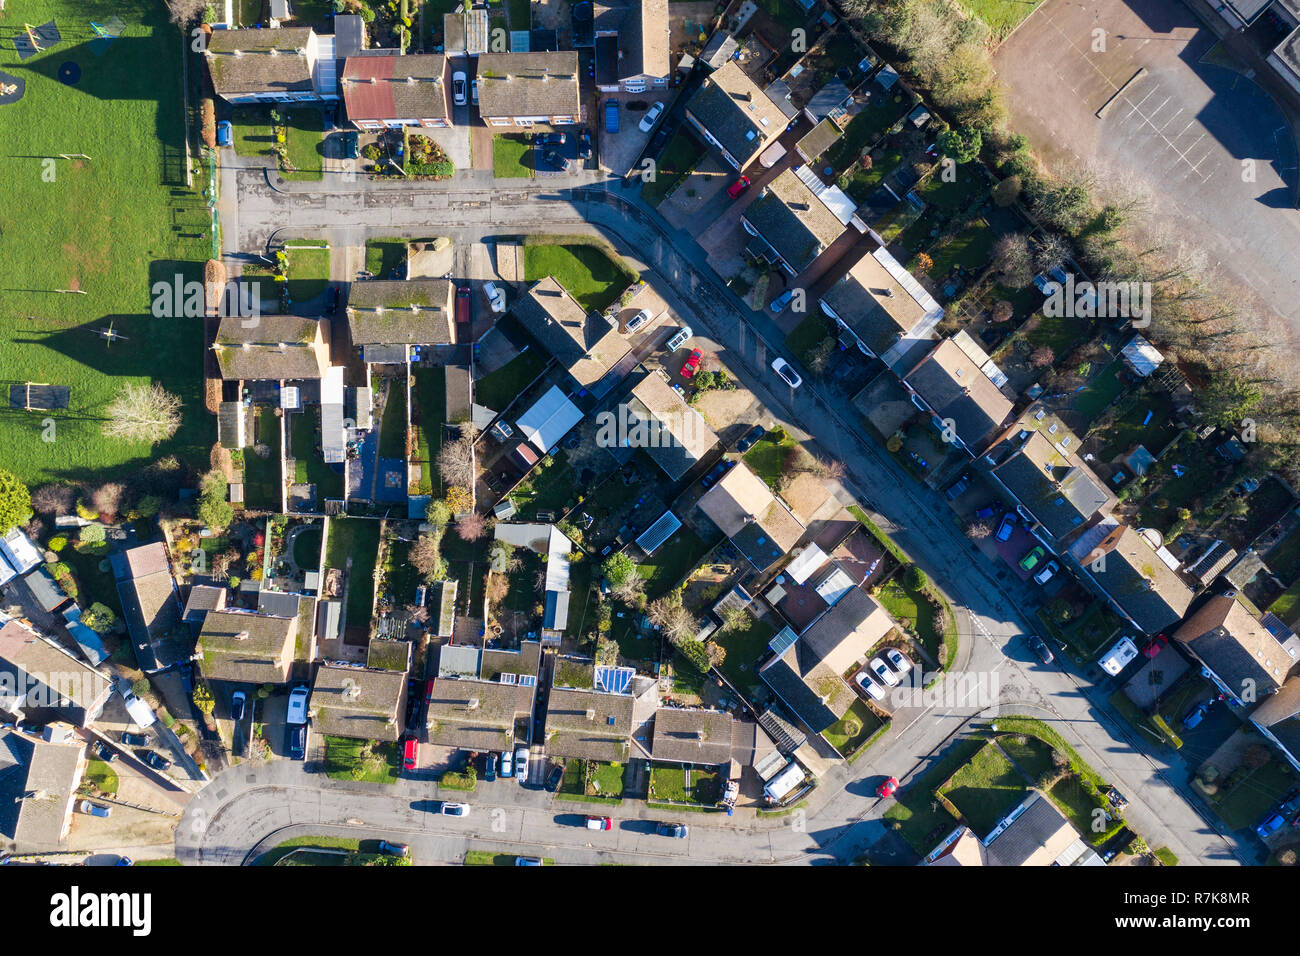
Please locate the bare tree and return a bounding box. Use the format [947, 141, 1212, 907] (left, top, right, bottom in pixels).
[610, 573, 645, 605]
[102, 383, 183, 445]
[647, 595, 696, 644]
[410, 533, 446, 582]
[166, 0, 208, 27]
[456, 512, 486, 542]
[1032, 232, 1069, 274]
[992, 233, 1032, 287]
[1029, 346, 1055, 368]
[965, 521, 991, 540]
[31, 483, 76, 516]
[91, 483, 127, 522]
[437, 427, 479, 490]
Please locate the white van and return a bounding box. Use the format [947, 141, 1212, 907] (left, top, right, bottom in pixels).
[1099, 636, 1139, 676]
[666, 325, 692, 352]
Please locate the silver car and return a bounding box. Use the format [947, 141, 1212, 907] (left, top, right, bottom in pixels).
[452, 71, 468, 106]
[625, 308, 652, 334]
[854, 670, 886, 702]
[771, 357, 802, 389]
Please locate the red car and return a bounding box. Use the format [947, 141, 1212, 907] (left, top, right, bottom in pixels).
[680, 348, 703, 378]
[876, 776, 899, 799]
[402, 737, 418, 770]
[425, 678, 435, 701]
[726, 176, 751, 199]
[456, 286, 471, 326]
[1143, 634, 1168, 658]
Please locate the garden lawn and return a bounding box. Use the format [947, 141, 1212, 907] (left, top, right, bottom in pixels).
[823, 699, 884, 759]
[281, 108, 325, 181]
[493, 134, 534, 178]
[1096, 389, 1181, 460]
[510, 450, 575, 518]
[1023, 313, 1085, 357]
[875, 575, 951, 669]
[523, 241, 634, 313]
[465, 850, 553, 865]
[289, 410, 345, 499]
[1272, 578, 1300, 627]
[743, 431, 797, 490]
[232, 106, 275, 157]
[475, 349, 548, 411]
[242, 411, 283, 511]
[1071, 360, 1127, 419]
[284, 245, 331, 304]
[939, 742, 1029, 837]
[824, 95, 912, 172]
[712, 616, 775, 698]
[325, 518, 382, 627]
[785, 312, 836, 366]
[507, 0, 531, 28]
[365, 237, 409, 277]
[323, 736, 400, 784]
[649, 763, 722, 805]
[0, 0, 211, 486]
[882, 736, 983, 854]
[254, 835, 362, 866]
[637, 527, 715, 599]
[378, 377, 408, 460]
[844, 149, 901, 203]
[641, 130, 705, 205]
[85, 758, 119, 795]
[956, 0, 1044, 40]
[411, 366, 446, 495]
[927, 220, 995, 276]
[1209, 752, 1297, 829]
[292, 526, 323, 570]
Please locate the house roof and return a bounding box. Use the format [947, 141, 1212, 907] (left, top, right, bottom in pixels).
[475, 52, 581, 118]
[1252, 674, 1300, 727]
[687, 60, 786, 167]
[183, 585, 227, 624]
[512, 276, 630, 388]
[544, 687, 633, 761]
[0, 621, 111, 719]
[341, 54, 448, 121]
[593, 0, 670, 80]
[984, 792, 1084, 867]
[366, 636, 413, 673]
[311, 663, 408, 742]
[0, 728, 84, 851]
[650, 707, 734, 765]
[1071, 523, 1193, 634]
[819, 248, 930, 355]
[904, 336, 1013, 452]
[992, 432, 1110, 543]
[23, 569, 68, 613]
[425, 677, 533, 752]
[1174, 593, 1296, 696]
[116, 542, 182, 666]
[697, 463, 804, 567]
[346, 279, 455, 345]
[799, 588, 894, 674]
[742, 169, 844, 274]
[198, 609, 297, 685]
[628, 374, 720, 479]
[206, 27, 315, 97]
[214, 315, 328, 381]
[758, 637, 854, 734]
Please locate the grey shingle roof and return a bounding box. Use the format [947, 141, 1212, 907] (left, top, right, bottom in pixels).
[991, 432, 1109, 544]
[0, 621, 111, 723]
[198, 609, 297, 685]
[758, 639, 853, 734]
[347, 280, 455, 345]
[512, 276, 629, 388]
[742, 170, 844, 273]
[650, 708, 734, 765]
[425, 677, 533, 752]
[206, 28, 315, 97]
[476, 52, 581, 119]
[904, 337, 1012, 453]
[1073, 523, 1192, 635]
[214, 315, 328, 381]
[0, 729, 84, 851]
[544, 687, 633, 761]
[686, 60, 786, 166]
[311, 663, 407, 742]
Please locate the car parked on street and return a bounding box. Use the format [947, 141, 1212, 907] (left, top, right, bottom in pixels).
[638, 101, 664, 132]
[876, 776, 899, 799]
[680, 348, 703, 378]
[439, 802, 470, 816]
[771, 357, 802, 389]
[726, 175, 751, 199]
[138, 750, 171, 771]
[585, 815, 613, 830]
[379, 840, 409, 857]
[1027, 635, 1055, 665]
[656, 822, 688, 838]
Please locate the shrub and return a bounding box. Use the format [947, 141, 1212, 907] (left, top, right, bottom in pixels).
[904, 565, 928, 590]
[47, 536, 67, 552]
[79, 525, 107, 547]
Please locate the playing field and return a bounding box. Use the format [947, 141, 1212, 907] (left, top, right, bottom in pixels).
[956, 0, 1044, 41]
[0, 0, 210, 485]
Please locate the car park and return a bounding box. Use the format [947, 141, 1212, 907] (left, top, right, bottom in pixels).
[1027, 635, 1055, 665]
[995, 512, 1017, 541]
[138, 750, 171, 771]
[585, 815, 613, 830]
[452, 71, 467, 106]
[1032, 560, 1059, 585]
[378, 841, 409, 857]
[656, 822, 688, 838]
[604, 99, 619, 133]
[769, 289, 795, 313]
[869, 656, 899, 687]
[78, 801, 111, 818]
[884, 648, 912, 679]
[120, 731, 148, 748]
[854, 670, 886, 702]
[1018, 546, 1046, 572]
[402, 737, 418, 770]
[515, 746, 529, 781]
[876, 776, 899, 799]
[944, 473, 971, 500]
[230, 690, 246, 722]
[736, 424, 765, 453]
[771, 357, 802, 389]
[439, 802, 470, 816]
[483, 281, 507, 313]
[625, 308, 652, 334]
[286, 685, 309, 725]
[288, 724, 307, 761]
[680, 349, 703, 378]
[726, 176, 751, 199]
[216, 120, 232, 148]
[638, 101, 664, 132]
[665, 325, 692, 352]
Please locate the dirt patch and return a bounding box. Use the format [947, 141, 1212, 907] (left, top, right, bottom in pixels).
[693, 386, 756, 433]
[783, 471, 832, 524]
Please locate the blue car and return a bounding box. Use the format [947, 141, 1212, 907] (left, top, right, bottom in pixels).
[1256, 812, 1286, 839]
[216, 120, 233, 148]
[604, 99, 619, 134]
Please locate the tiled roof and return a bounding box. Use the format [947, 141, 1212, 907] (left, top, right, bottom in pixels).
[311, 663, 407, 742]
[214, 315, 328, 381]
[991, 432, 1110, 543]
[650, 707, 734, 764]
[512, 276, 630, 388]
[426, 677, 532, 752]
[1175, 593, 1295, 696]
[476, 52, 581, 118]
[628, 374, 719, 479]
[347, 279, 455, 345]
[1072, 523, 1193, 634]
[342, 54, 448, 121]
[686, 60, 786, 167]
[206, 28, 315, 97]
[819, 249, 927, 354]
[0, 729, 84, 851]
[198, 610, 296, 685]
[544, 687, 633, 761]
[742, 169, 844, 273]
[904, 337, 1012, 453]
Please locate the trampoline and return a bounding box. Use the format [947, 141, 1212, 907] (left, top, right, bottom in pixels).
[0, 71, 24, 105]
[10, 383, 71, 411]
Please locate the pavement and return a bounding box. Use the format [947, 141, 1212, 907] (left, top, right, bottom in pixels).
[203, 136, 1254, 866]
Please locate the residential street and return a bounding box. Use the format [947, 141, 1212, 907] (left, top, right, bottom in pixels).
[189, 163, 1255, 866]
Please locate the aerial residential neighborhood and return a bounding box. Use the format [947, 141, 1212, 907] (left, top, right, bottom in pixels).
[0, 0, 1299, 900]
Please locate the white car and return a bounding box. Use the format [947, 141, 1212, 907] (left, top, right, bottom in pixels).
[870, 656, 899, 687]
[665, 325, 693, 352]
[439, 802, 470, 817]
[638, 101, 664, 133]
[286, 685, 309, 725]
[884, 648, 913, 679]
[483, 281, 507, 313]
[854, 670, 886, 702]
[1033, 560, 1059, 586]
[499, 748, 513, 777]
[624, 308, 652, 334]
[771, 357, 802, 389]
[515, 746, 529, 781]
[452, 71, 468, 106]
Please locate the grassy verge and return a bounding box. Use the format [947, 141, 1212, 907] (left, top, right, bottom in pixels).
[522, 239, 636, 313]
[465, 850, 553, 865]
[493, 134, 533, 178]
[323, 736, 401, 784]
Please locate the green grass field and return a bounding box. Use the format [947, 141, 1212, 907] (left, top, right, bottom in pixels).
[281, 108, 324, 181]
[325, 518, 381, 627]
[492, 134, 533, 179]
[956, 0, 1044, 40]
[283, 245, 331, 304]
[522, 241, 634, 314]
[0, 0, 211, 486]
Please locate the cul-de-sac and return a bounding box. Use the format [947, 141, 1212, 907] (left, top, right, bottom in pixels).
[4, 0, 1300, 870]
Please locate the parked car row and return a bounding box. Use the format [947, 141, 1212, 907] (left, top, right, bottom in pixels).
[854, 649, 913, 702]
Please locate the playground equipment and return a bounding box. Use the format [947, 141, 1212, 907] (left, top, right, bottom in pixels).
[93, 320, 129, 346]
